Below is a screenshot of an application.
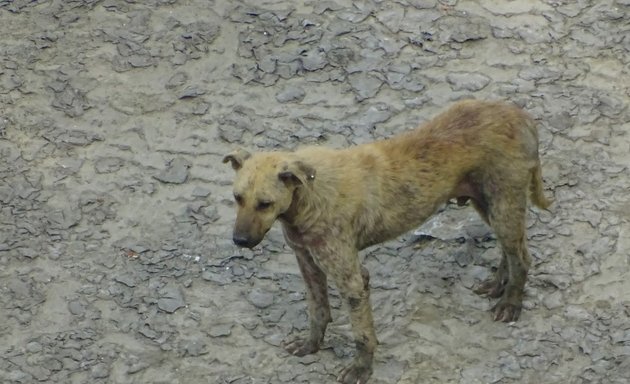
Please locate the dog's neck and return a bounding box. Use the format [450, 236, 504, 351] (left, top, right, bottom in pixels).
[278, 182, 329, 234]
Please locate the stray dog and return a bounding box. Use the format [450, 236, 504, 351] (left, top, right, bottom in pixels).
[223, 100, 551, 384]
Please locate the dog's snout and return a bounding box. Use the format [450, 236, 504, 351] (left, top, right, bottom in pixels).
[234, 234, 261, 248]
[233, 235, 251, 248]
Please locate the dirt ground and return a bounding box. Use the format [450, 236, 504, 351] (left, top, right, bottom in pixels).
[1, 0, 629, 383]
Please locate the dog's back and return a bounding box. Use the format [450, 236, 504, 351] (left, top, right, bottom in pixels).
[291, 100, 546, 249]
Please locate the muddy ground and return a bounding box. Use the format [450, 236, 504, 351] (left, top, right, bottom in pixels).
[1, 0, 629, 383]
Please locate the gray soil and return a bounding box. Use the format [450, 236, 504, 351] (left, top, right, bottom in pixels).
[1, 0, 629, 383]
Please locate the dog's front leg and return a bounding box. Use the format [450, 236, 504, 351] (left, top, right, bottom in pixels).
[283, 248, 332, 356]
[326, 249, 377, 384]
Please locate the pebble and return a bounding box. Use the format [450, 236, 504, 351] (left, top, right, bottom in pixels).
[68, 300, 86, 316]
[182, 339, 207, 356]
[498, 354, 522, 379]
[91, 363, 109, 379]
[157, 285, 186, 313]
[209, 323, 234, 337]
[542, 290, 564, 310]
[94, 157, 124, 174]
[25, 341, 43, 353]
[348, 72, 383, 101]
[275, 86, 306, 103]
[154, 158, 191, 184]
[247, 288, 274, 309]
[446, 72, 491, 92]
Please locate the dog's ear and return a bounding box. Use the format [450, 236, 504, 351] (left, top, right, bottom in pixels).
[279, 160, 316, 186]
[223, 148, 252, 171]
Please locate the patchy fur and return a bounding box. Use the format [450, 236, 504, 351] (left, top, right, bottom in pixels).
[224, 99, 551, 384]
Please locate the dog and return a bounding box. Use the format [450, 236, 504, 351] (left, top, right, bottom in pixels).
[223, 99, 551, 384]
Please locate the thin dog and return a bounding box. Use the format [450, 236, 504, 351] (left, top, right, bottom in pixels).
[223, 99, 551, 384]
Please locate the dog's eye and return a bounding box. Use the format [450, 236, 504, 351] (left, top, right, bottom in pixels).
[256, 201, 273, 211]
[234, 194, 243, 205]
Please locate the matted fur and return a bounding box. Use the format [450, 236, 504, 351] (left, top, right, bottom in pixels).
[224, 99, 551, 383]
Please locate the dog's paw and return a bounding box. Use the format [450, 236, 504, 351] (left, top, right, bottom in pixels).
[337, 362, 372, 384]
[282, 337, 320, 356]
[492, 299, 522, 322]
[473, 278, 506, 298]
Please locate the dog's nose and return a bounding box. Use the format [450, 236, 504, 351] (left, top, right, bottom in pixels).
[233, 235, 251, 248]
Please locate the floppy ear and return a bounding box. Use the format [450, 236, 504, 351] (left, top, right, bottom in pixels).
[222, 148, 252, 171]
[279, 160, 316, 186]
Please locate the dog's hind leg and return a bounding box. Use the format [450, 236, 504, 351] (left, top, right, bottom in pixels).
[459, 179, 510, 299]
[283, 249, 332, 356]
[471, 199, 509, 299]
[486, 185, 530, 322]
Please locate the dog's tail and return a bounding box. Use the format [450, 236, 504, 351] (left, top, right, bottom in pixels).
[530, 162, 552, 209]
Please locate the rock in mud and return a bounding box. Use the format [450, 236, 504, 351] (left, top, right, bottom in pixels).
[154, 158, 191, 184]
[247, 288, 274, 309]
[157, 284, 186, 313]
[446, 72, 491, 92]
[275, 86, 306, 103]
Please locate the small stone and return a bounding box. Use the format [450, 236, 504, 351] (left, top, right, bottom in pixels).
[192, 102, 210, 115]
[498, 354, 522, 379]
[298, 354, 319, 365]
[275, 86, 306, 103]
[518, 66, 562, 82]
[261, 308, 286, 323]
[138, 325, 159, 339]
[192, 186, 211, 197]
[56, 157, 85, 175]
[91, 363, 109, 379]
[247, 288, 274, 309]
[517, 27, 552, 44]
[439, 16, 489, 43]
[127, 361, 150, 374]
[408, 0, 437, 8]
[68, 300, 86, 316]
[446, 72, 491, 92]
[154, 158, 191, 184]
[179, 86, 206, 99]
[454, 249, 472, 267]
[95, 157, 124, 174]
[182, 339, 207, 356]
[7, 370, 30, 382]
[209, 323, 234, 337]
[218, 106, 259, 143]
[543, 290, 563, 310]
[557, 3, 586, 17]
[128, 55, 154, 68]
[348, 72, 383, 101]
[25, 364, 52, 381]
[165, 72, 188, 89]
[41, 357, 63, 371]
[114, 274, 137, 287]
[300, 49, 327, 71]
[202, 270, 231, 285]
[26, 341, 43, 353]
[375, 5, 405, 33]
[157, 284, 186, 313]
[348, 104, 392, 131]
[564, 305, 592, 322]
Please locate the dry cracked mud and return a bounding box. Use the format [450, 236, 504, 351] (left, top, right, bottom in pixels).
[1, 0, 629, 383]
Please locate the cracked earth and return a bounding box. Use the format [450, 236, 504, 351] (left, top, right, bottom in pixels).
[1, 0, 629, 383]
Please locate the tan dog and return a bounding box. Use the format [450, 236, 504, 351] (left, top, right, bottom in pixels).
[223, 100, 551, 384]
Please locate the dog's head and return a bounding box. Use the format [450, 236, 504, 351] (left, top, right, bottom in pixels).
[223, 148, 315, 248]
